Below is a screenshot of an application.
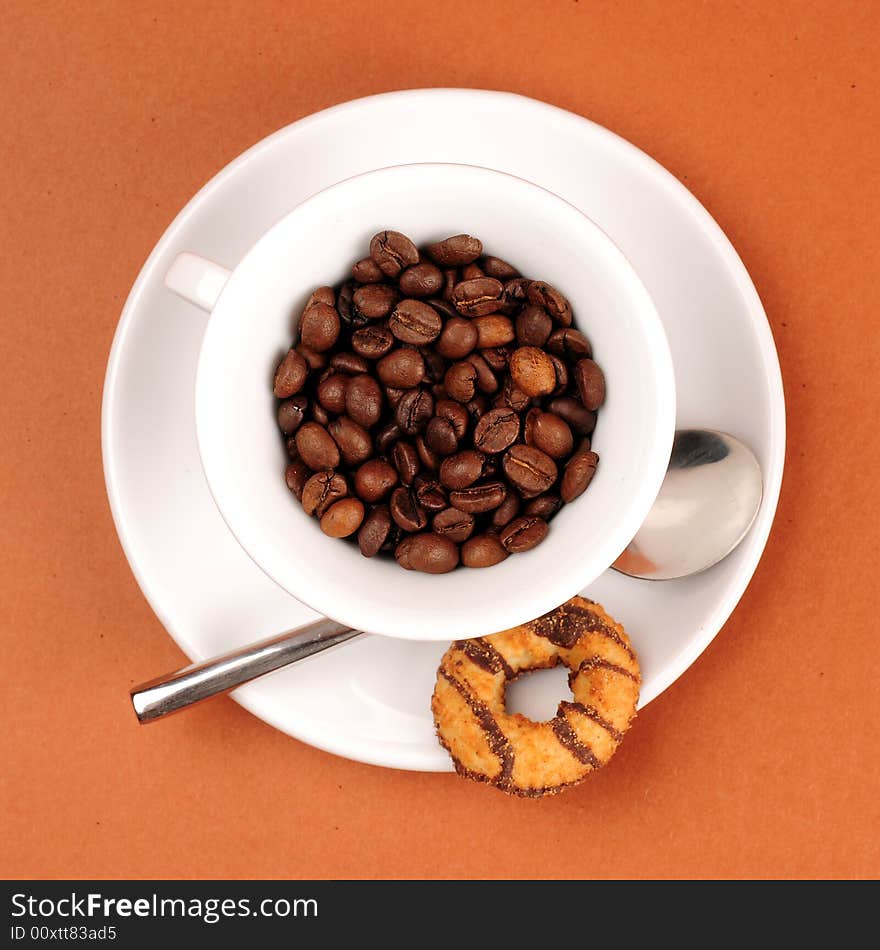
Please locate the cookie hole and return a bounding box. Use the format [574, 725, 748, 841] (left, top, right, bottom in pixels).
[504, 664, 571, 721]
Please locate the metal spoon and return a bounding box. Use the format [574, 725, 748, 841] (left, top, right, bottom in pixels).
[611, 429, 763, 580]
[130, 428, 762, 723]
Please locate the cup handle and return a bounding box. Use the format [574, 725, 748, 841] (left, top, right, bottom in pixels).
[164, 251, 231, 312]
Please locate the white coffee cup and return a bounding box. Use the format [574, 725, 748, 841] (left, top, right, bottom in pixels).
[165, 163, 675, 641]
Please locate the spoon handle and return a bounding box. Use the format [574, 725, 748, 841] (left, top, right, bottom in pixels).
[130, 619, 361, 723]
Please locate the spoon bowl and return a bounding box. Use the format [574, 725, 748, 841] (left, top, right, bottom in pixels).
[612, 429, 763, 580]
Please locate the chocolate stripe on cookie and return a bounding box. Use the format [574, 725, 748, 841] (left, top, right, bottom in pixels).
[456, 638, 515, 679]
[434, 731, 495, 787]
[551, 716, 601, 769]
[565, 604, 637, 660]
[530, 602, 636, 659]
[568, 655, 639, 689]
[527, 603, 582, 647]
[439, 669, 514, 784]
[560, 700, 625, 743]
[501, 777, 587, 799]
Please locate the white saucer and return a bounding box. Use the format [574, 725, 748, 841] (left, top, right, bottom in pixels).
[102, 90, 785, 772]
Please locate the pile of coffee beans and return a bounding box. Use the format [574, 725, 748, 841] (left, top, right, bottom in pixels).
[273, 231, 603, 574]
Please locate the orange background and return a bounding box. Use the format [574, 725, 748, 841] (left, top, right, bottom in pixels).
[2, 0, 878, 880]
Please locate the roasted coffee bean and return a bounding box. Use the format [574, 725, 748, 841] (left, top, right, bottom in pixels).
[435, 399, 469, 439]
[466, 394, 489, 420]
[358, 505, 391, 557]
[425, 416, 459, 456]
[547, 327, 592, 360]
[296, 343, 328, 371]
[320, 497, 365, 538]
[311, 403, 330, 426]
[391, 440, 420, 486]
[353, 283, 399, 320]
[473, 314, 514, 348]
[305, 286, 336, 310]
[316, 372, 349, 415]
[415, 435, 439, 472]
[432, 507, 475, 544]
[461, 262, 485, 281]
[461, 534, 509, 568]
[500, 515, 548, 553]
[574, 358, 606, 410]
[501, 277, 531, 315]
[480, 455, 500, 479]
[389, 487, 428, 532]
[395, 388, 434, 434]
[561, 451, 599, 502]
[524, 493, 563, 520]
[284, 460, 310, 500]
[528, 280, 572, 326]
[546, 396, 597, 435]
[451, 277, 504, 316]
[495, 375, 531, 413]
[273, 349, 308, 398]
[449, 481, 507, 513]
[301, 471, 348, 516]
[375, 421, 403, 455]
[286, 435, 300, 459]
[352, 257, 384, 283]
[399, 262, 444, 297]
[377, 347, 425, 388]
[369, 230, 419, 277]
[444, 361, 478, 402]
[413, 475, 447, 512]
[330, 351, 370, 375]
[480, 256, 520, 280]
[442, 269, 457, 302]
[299, 302, 341, 352]
[439, 450, 486, 490]
[491, 491, 521, 529]
[277, 395, 308, 434]
[420, 347, 447, 384]
[426, 234, 483, 266]
[509, 346, 557, 397]
[503, 444, 557, 496]
[426, 297, 458, 320]
[480, 346, 511, 373]
[395, 532, 460, 574]
[354, 458, 398, 503]
[352, 324, 395, 360]
[465, 352, 499, 394]
[436, 317, 478, 360]
[515, 305, 553, 347]
[345, 373, 383, 428]
[382, 523, 404, 553]
[336, 279, 361, 327]
[389, 300, 442, 345]
[524, 408, 574, 459]
[473, 407, 520, 453]
[385, 386, 406, 408]
[295, 421, 340, 469]
[549, 354, 569, 395]
[327, 416, 372, 467]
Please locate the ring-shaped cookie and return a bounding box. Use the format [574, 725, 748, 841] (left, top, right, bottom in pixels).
[432, 596, 640, 797]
